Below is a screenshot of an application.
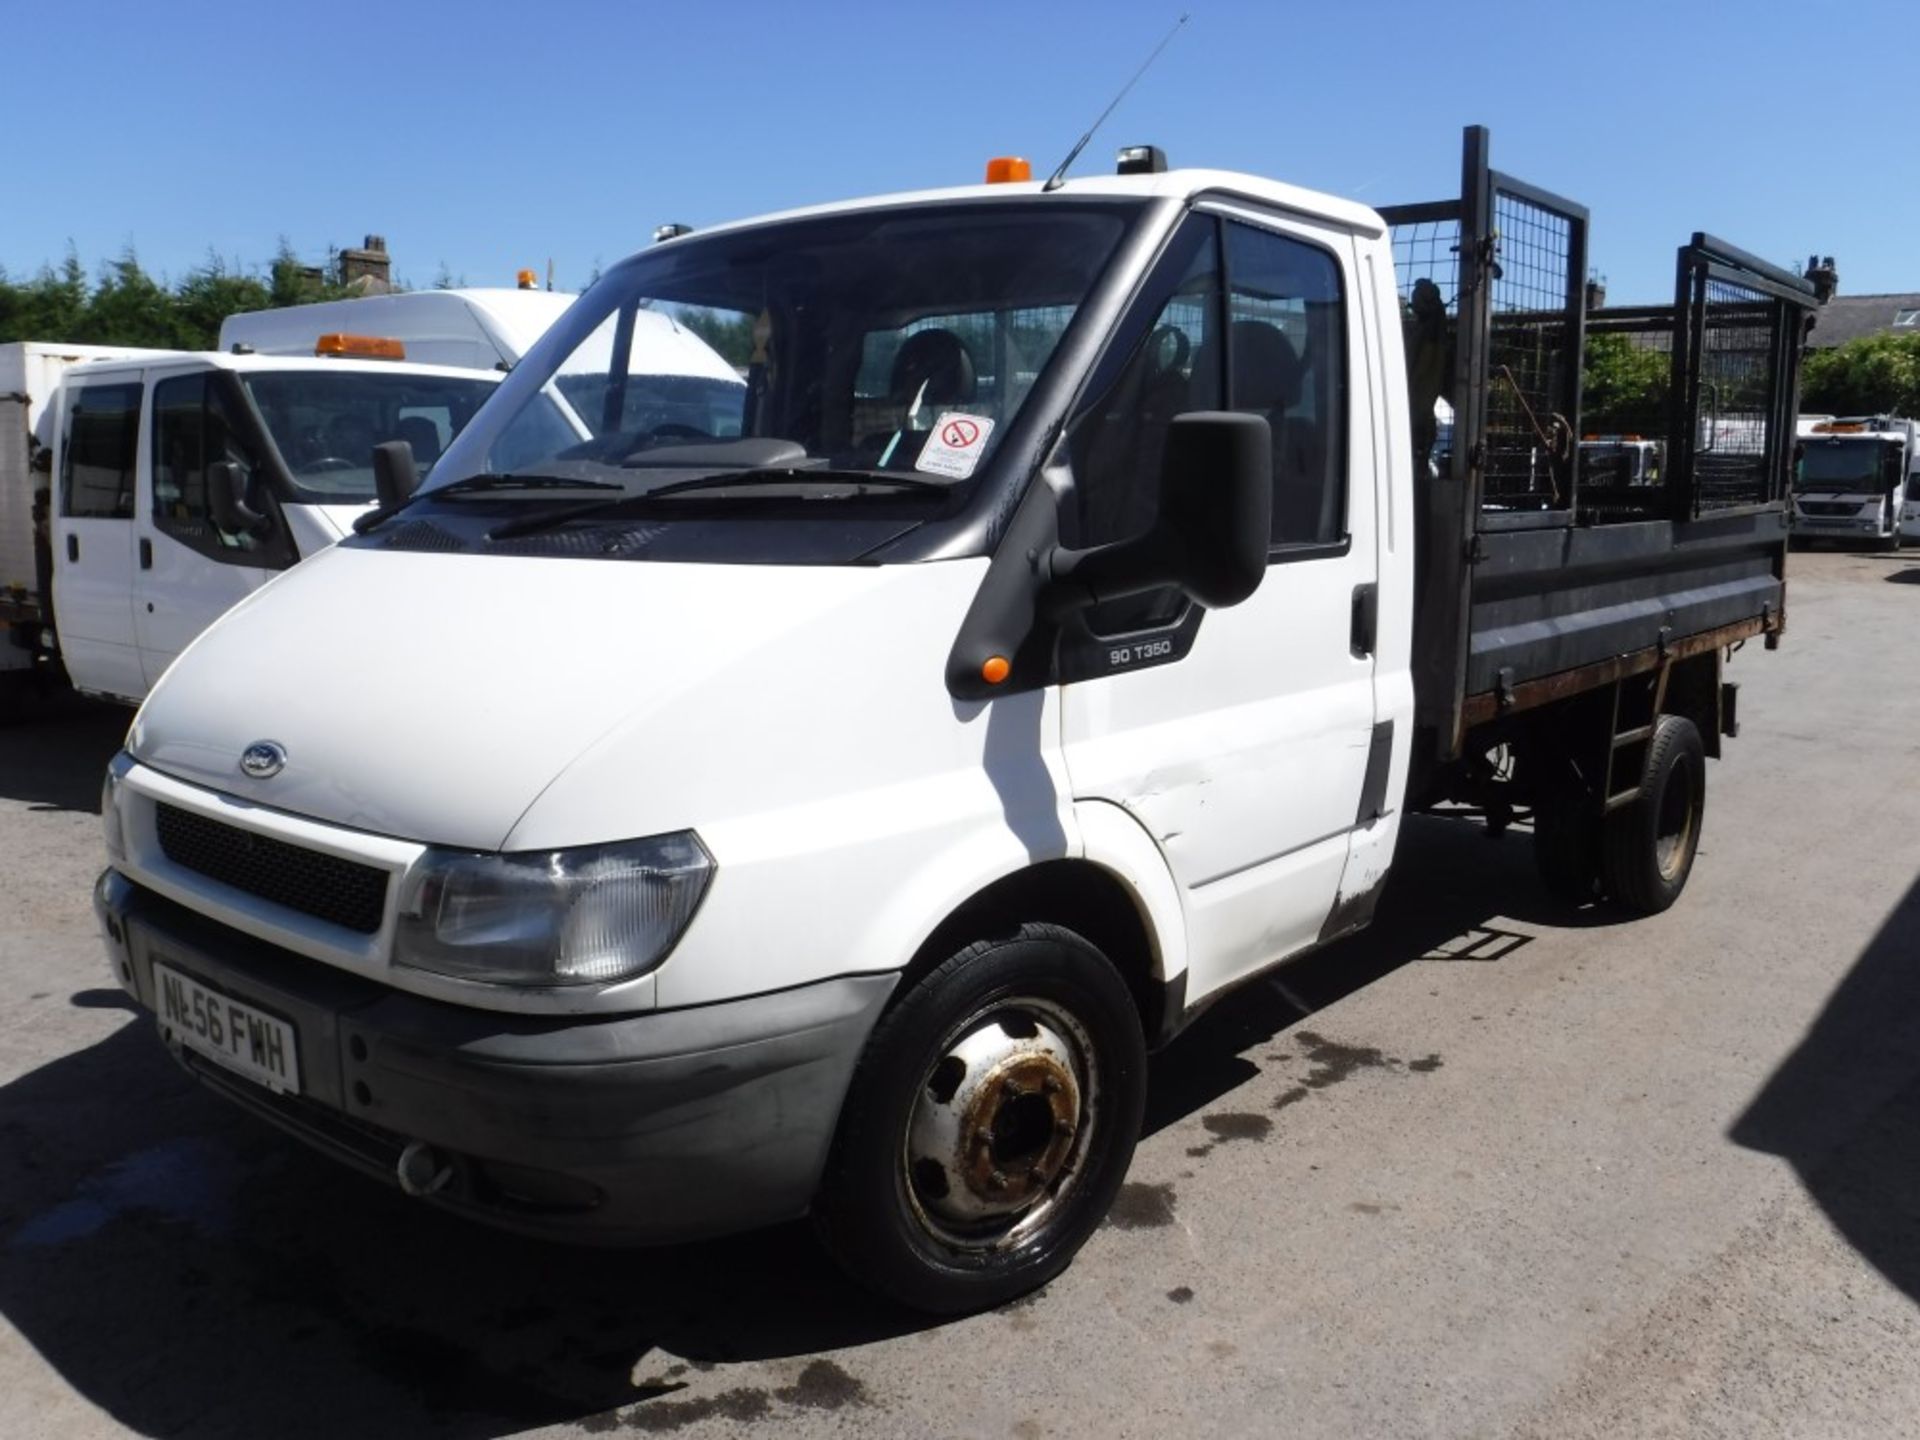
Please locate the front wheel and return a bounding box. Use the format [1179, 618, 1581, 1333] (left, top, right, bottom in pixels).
[813, 923, 1147, 1314]
[1602, 714, 1706, 915]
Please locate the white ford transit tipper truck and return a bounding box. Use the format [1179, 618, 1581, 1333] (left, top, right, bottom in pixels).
[94, 129, 1815, 1312]
[1, 342, 511, 706]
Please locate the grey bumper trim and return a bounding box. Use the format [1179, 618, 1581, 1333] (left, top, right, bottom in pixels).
[97, 870, 897, 1244]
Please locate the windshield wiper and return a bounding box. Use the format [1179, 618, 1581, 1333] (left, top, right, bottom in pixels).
[485, 469, 946, 542]
[353, 472, 624, 534]
[642, 468, 950, 499]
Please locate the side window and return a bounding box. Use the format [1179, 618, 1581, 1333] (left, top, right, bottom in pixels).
[1224, 220, 1348, 547]
[151, 374, 270, 562]
[60, 383, 143, 519]
[1070, 216, 1223, 550]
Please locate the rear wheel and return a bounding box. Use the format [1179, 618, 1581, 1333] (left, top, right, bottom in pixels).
[1601, 714, 1706, 915]
[813, 923, 1147, 1314]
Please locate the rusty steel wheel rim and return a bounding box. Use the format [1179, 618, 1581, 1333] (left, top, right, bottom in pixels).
[900, 995, 1099, 1254]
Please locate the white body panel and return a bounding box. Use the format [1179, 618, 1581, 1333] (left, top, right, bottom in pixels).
[124, 549, 1088, 1013]
[218, 289, 575, 371]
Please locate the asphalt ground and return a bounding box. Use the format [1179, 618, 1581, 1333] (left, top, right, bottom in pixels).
[1, 546, 1917, 1439]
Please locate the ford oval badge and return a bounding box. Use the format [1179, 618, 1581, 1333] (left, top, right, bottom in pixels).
[240, 741, 287, 779]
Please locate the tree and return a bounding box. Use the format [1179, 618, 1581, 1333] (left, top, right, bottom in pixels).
[1582, 332, 1672, 435]
[76, 250, 179, 348]
[676, 307, 756, 368]
[174, 255, 272, 349]
[1802, 332, 1920, 417]
[0, 249, 88, 345]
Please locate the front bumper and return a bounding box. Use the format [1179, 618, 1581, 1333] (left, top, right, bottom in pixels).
[96, 869, 896, 1244]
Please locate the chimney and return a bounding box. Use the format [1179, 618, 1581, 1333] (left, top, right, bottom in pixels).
[1584, 271, 1607, 312]
[339, 234, 392, 292]
[1804, 254, 1838, 305]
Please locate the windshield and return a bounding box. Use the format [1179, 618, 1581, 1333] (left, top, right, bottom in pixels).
[243, 370, 503, 503]
[433, 202, 1134, 496]
[1795, 438, 1895, 491]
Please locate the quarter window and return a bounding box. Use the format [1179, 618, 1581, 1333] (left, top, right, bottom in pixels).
[60, 383, 142, 519]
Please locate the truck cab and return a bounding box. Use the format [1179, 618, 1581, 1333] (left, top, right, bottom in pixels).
[48, 350, 507, 700]
[1791, 415, 1915, 548]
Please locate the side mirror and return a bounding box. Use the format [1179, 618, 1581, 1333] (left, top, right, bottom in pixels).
[1045, 411, 1272, 612]
[372, 440, 420, 511]
[207, 461, 270, 536]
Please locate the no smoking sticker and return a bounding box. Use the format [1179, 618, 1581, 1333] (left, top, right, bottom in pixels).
[915, 412, 996, 479]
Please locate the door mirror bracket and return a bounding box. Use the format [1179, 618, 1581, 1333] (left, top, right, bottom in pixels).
[206, 461, 273, 538]
[946, 412, 1273, 700]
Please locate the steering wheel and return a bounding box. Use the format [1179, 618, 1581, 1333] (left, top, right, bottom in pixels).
[296, 456, 358, 474]
[1147, 324, 1191, 375]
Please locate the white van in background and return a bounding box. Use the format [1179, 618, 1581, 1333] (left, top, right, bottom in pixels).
[219, 289, 577, 372]
[0, 342, 525, 706]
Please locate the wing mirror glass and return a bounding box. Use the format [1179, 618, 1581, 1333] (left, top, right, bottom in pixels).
[1045, 411, 1272, 613]
[206, 461, 272, 537]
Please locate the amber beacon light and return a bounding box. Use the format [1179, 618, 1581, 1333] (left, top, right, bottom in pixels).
[984, 157, 1032, 184]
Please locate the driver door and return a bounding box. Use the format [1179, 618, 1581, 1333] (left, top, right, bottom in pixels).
[135, 370, 291, 687]
[1059, 209, 1380, 1006]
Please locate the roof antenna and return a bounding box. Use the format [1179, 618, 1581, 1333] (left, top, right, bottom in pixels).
[1042, 13, 1190, 193]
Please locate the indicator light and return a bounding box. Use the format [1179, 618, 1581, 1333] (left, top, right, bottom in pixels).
[981, 656, 1011, 685]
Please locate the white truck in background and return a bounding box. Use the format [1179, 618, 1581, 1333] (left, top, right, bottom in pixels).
[219, 288, 578, 372]
[1791, 414, 1918, 548]
[0, 341, 511, 708]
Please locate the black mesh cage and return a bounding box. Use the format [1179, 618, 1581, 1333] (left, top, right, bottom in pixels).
[1679, 269, 1793, 514]
[1483, 190, 1580, 512]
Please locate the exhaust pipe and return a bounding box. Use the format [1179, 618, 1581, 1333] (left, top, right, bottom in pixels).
[397, 1140, 454, 1198]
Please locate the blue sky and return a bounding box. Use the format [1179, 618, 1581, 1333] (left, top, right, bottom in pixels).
[6, 0, 1910, 305]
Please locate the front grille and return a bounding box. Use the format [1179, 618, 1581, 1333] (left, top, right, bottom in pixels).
[155, 803, 388, 934]
[1799, 500, 1864, 518]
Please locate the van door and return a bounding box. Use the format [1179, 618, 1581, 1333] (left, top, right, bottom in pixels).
[1059, 209, 1379, 1005]
[135, 371, 293, 686]
[53, 378, 147, 701]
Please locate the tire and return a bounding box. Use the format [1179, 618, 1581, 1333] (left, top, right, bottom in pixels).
[813, 923, 1147, 1314]
[1601, 714, 1706, 915]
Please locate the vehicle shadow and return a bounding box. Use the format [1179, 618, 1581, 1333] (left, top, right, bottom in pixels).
[1884, 567, 1920, 585]
[0, 814, 1586, 1439]
[1731, 873, 1920, 1307]
[1143, 812, 1600, 1132]
[0, 697, 127, 813]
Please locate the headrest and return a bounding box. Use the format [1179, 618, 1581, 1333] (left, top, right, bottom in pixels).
[1230, 320, 1303, 413]
[889, 328, 977, 408]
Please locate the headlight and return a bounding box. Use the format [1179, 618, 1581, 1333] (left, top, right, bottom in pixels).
[101, 765, 126, 863]
[395, 832, 714, 987]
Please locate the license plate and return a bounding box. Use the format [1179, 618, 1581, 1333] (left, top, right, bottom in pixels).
[153, 961, 301, 1095]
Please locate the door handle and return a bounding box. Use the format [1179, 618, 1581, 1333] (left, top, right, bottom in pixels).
[139, 538, 153, 570]
[1350, 583, 1378, 658]
[66, 534, 79, 563]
